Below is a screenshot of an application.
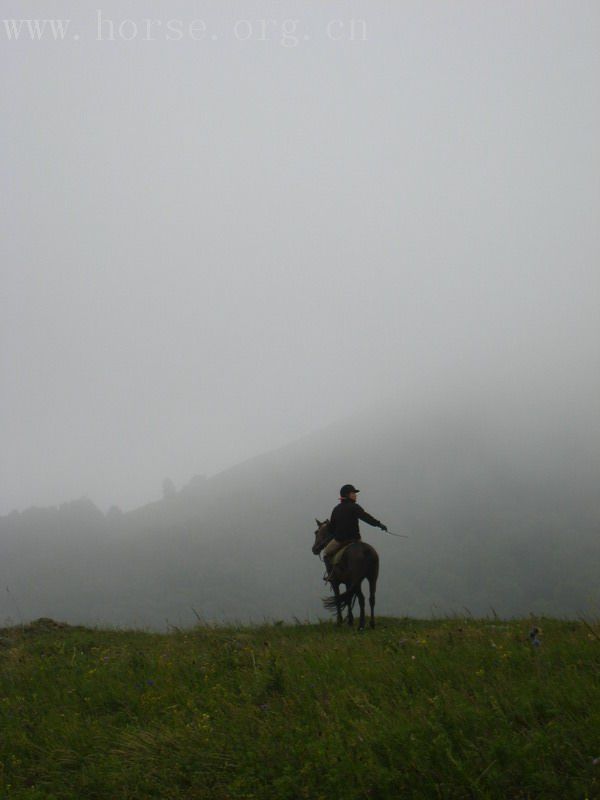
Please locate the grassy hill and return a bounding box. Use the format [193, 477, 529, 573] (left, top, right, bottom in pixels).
[1, 617, 599, 799]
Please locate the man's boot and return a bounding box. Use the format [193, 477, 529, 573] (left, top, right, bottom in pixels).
[323, 556, 333, 582]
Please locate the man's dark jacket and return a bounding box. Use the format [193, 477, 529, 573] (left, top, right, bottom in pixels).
[329, 498, 382, 542]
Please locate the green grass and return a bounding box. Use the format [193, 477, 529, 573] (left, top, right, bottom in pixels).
[1, 616, 599, 799]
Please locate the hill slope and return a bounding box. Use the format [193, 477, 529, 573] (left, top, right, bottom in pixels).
[1, 617, 599, 799]
[1, 391, 599, 628]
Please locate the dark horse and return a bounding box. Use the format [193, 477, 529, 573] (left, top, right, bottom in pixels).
[312, 519, 379, 629]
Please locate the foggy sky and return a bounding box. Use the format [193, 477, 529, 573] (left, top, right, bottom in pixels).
[2, 0, 599, 514]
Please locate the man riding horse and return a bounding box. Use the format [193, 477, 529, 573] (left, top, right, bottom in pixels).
[323, 484, 388, 581]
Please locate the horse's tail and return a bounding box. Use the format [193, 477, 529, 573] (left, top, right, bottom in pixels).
[323, 586, 357, 612]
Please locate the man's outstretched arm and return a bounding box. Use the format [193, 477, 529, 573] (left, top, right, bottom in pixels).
[356, 504, 387, 531]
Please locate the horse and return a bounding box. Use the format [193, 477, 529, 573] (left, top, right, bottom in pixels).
[312, 519, 379, 630]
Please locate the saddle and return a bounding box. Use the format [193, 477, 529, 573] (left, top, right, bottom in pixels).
[331, 543, 354, 566]
[323, 542, 358, 581]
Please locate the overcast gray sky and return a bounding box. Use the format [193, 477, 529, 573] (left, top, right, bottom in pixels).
[1, 0, 599, 514]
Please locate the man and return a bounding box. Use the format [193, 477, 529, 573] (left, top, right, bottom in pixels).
[323, 484, 387, 580]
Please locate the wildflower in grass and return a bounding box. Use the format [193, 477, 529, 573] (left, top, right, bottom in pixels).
[196, 713, 211, 730]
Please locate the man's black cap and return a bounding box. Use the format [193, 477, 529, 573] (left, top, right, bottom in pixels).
[340, 484, 360, 497]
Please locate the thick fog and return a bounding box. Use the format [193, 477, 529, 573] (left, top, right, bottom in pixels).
[2, 1, 599, 525]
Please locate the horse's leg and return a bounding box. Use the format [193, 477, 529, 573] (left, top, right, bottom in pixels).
[332, 582, 343, 626]
[357, 585, 366, 630]
[368, 577, 376, 629]
[346, 584, 354, 627]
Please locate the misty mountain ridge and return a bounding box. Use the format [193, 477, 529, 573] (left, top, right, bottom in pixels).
[1, 394, 599, 628]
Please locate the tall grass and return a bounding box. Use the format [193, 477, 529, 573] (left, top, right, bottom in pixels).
[1, 617, 599, 798]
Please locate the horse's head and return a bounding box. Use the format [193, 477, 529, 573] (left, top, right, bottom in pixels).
[312, 518, 331, 555]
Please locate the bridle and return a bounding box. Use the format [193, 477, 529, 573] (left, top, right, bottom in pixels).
[313, 521, 332, 560]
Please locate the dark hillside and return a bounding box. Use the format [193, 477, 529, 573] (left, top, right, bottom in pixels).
[1, 392, 599, 628]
